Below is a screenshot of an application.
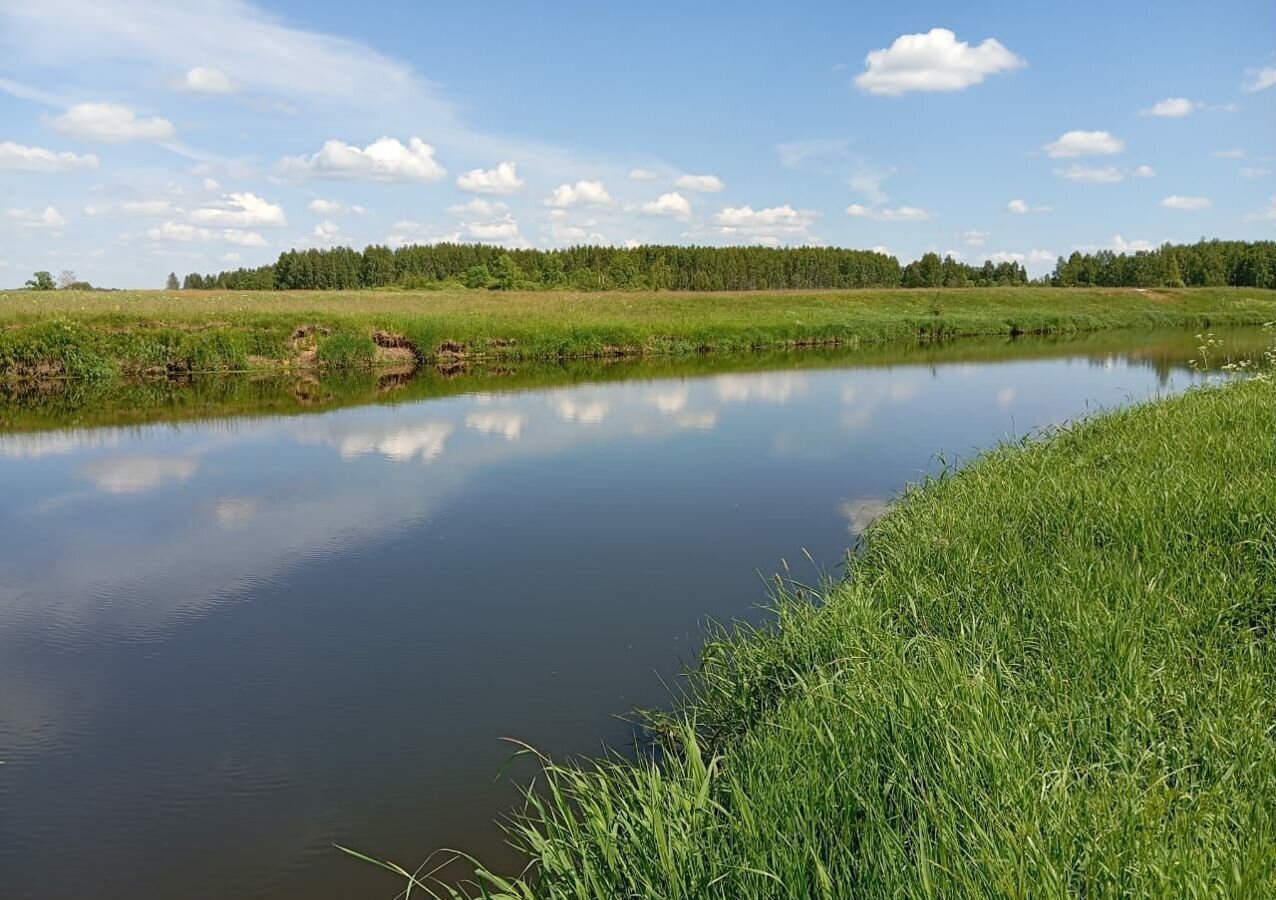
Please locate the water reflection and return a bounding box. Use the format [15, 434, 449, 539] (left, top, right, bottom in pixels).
[0, 328, 1267, 900]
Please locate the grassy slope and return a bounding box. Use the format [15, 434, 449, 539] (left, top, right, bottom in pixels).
[2, 286, 1275, 381]
[461, 376, 1276, 899]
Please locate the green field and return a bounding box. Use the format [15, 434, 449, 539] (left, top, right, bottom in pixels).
[2, 286, 1275, 382]
[391, 372, 1275, 898]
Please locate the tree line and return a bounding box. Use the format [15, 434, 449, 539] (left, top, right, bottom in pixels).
[176, 239, 1275, 292]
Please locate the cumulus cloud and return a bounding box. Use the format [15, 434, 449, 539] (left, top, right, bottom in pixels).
[1242, 65, 1276, 92]
[846, 203, 933, 221]
[545, 180, 612, 208]
[989, 249, 1055, 265]
[628, 168, 659, 180]
[279, 137, 446, 182]
[1043, 130, 1124, 158]
[312, 219, 340, 239]
[146, 221, 267, 246]
[190, 192, 286, 227]
[674, 173, 725, 193]
[1006, 198, 1050, 214]
[307, 199, 344, 214]
[49, 102, 175, 141]
[1141, 97, 1198, 117]
[1053, 164, 1123, 183]
[456, 160, 524, 194]
[0, 141, 99, 172]
[854, 27, 1024, 95]
[175, 66, 240, 94]
[712, 204, 819, 244]
[1133, 165, 1156, 178]
[638, 192, 692, 220]
[1160, 195, 1211, 210]
[6, 206, 66, 229]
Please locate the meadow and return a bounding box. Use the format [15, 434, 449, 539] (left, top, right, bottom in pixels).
[392, 370, 1275, 898]
[2, 286, 1276, 382]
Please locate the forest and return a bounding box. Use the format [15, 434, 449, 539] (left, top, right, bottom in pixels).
[177, 239, 1276, 293]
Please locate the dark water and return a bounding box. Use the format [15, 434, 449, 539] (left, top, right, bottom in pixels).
[0, 328, 1266, 899]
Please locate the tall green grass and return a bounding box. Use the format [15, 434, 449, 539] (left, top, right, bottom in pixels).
[368, 371, 1275, 898]
[3, 287, 1276, 381]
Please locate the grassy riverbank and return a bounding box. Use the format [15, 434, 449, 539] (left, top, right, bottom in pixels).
[436, 374, 1275, 898]
[2, 286, 1275, 382]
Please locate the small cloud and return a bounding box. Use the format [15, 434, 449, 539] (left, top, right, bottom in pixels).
[637, 192, 692, 220]
[1140, 97, 1198, 117]
[1244, 197, 1276, 222]
[1133, 165, 1156, 178]
[1240, 167, 1271, 178]
[1241, 64, 1276, 93]
[312, 219, 340, 239]
[49, 102, 175, 142]
[846, 203, 933, 221]
[674, 173, 725, 193]
[280, 137, 445, 182]
[956, 229, 989, 246]
[1043, 130, 1124, 158]
[628, 168, 659, 180]
[1006, 198, 1051, 214]
[174, 66, 240, 94]
[712, 204, 820, 243]
[1053, 164, 1123, 183]
[0, 141, 99, 172]
[446, 198, 509, 218]
[1213, 148, 1246, 159]
[854, 27, 1024, 95]
[6, 206, 66, 229]
[1160, 195, 1211, 210]
[145, 221, 267, 247]
[307, 199, 344, 215]
[545, 180, 612, 208]
[190, 192, 286, 227]
[456, 160, 524, 194]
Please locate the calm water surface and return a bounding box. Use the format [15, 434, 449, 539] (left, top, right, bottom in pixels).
[0, 329, 1262, 899]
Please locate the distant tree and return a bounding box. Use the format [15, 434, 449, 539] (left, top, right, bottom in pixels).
[58, 269, 78, 289]
[25, 271, 56, 291]
[464, 264, 492, 289]
[490, 253, 522, 290]
[166, 272, 180, 290]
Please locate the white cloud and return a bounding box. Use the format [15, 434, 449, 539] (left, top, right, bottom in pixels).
[545, 180, 612, 208]
[465, 410, 527, 441]
[312, 219, 340, 239]
[7, 206, 66, 228]
[446, 198, 509, 218]
[989, 249, 1054, 265]
[175, 66, 239, 94]
[1213, 148, 1246, 159]
[854, 27, 1024, 95]
[84, 199, 174, 217]
[49, 102, 175, 142]
[1053, 164, 1123, 183]
[279, 137, 446, 182]
[1242, 65, 1276, 92]
[336, 423, 454, 462]
[638, 192, 692, 220]
[1043, 130, 1124, 158]
[1006, 198, 1051, 214]
[307, 199, 344, 215]
[712, 204, 819, 243]
[1244, 197, 1276, 222]
[466, 219, 520, 240]
[956, 229, 989, 246]
[1133, 165, 1155, 178]
[1240, 167, 1271, 178]
[190, 192, 286, 227]
[1141, 97, 1198, 117]
[553, 396, 610, 424]
[146, 221, 267, 246]
[846, 203, 933, 221]
[674, 173, 725, 193]
[456, 160, 524, 194]
[1160, 195, 1211, 210]
[628, 168, 659, 180]
[81, 456, 197, 494]
[0, 141, 98, 172]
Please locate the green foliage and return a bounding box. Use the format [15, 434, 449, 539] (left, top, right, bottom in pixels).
[449, 377, 1276, 898]
[24, 271, 56, 291]
[464, 263, 493, 289]
[316, 331, 376, 368]
[166, 272, 180, 290]
[1052, 239, 1276, 288]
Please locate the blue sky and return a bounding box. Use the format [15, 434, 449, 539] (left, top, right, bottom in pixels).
[0, 0, 1272, 287]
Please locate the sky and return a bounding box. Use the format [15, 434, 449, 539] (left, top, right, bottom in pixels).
[0, 0, 1273, 288]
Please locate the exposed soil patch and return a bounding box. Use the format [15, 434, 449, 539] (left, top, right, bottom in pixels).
[291, 324, 332, 341]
